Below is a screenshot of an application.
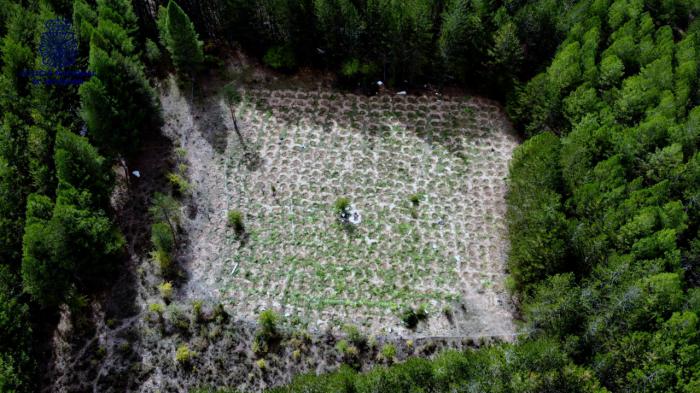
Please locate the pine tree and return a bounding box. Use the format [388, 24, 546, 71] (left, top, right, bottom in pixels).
[161, 1, 204, 78]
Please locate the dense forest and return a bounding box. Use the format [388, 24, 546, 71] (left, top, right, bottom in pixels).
[1, 0, 700, 392]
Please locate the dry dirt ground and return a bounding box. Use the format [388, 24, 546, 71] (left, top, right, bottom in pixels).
[161, 74, 518, 338]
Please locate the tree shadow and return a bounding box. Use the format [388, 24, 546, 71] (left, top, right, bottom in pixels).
[188, 87, 229, 155]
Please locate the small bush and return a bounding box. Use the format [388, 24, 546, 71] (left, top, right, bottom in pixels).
[379, 343, 397, 362]
[340, 58, 378, 81]
[336, 339, 349, 353]
[223, 83, 241, 105]
[169, 304, 190, 331]
[401, 308, 419, 329]
[151, 222, 175, 253]
[192, 300, 203, 322]
[167, 172, 190, 194]
[149, 303, 164, 315]
[159, 281, 173, 301]
[409, 193, 422, 206]
[258, 309, 279, 338]
[175, 344, 194, 364]
[213, 303, 228, 324]
[334, 197, 350, 216]
[342, 324, 367, 349]
[174, 147, 187, 159]
[401, 305, 428, 329]
[263, 45, 296, 70]
[256, 359, 267, 370]
[442, 305, 453, 318]
[252, 337, 269, 356]
[152, 249, 173, 276]
[416, 304, 428, 321]
[227, 210, 245, 234]
[403, 310, 418, 327]
[254, 309, 280, 356]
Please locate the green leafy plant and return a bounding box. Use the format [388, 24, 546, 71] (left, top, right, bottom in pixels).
[227, 210, 245, 235]
[253, 309, 280, 356]
[409, 193, 422, 206]
[175, 344, 194, 364]
[379, 343, 397, 363]
[334, 197, 350, 216]
[400, 307, 419, 329]
[167, 172, 190, 195]
[263, 45, 296, 70]
[159, 281, 173, 301]
[342, 324, 367, 349]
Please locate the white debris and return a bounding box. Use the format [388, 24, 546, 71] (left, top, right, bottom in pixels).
[131, 170, 141, 178]
[454, 255, 461, 263]
[347, 204, 362, 225]
[397, 91, 407, 95]
[377, 81, 384, 86]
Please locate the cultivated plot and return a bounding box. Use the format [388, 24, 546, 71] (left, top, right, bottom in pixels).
[161, 79, 518, 337]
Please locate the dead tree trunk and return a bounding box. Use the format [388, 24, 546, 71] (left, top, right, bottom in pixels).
[229, 106, 246, 150]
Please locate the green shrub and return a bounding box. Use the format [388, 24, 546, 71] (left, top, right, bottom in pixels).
[227, 210, 245, 234]
[379, 343, 397, 362]
[159, 281, 173, 301]
[342, 324, 367, 348]
[416, 304, 428, 321]
[409, 193, 422, 206]
[213, 303, 228, 324]
[258, 309, 279, 338]
[340, 58, 378, 83]
[167, 172, 190, 194]
[254, 309, 280, 355]
[223, 83, 241, 105]
[335, 339, 349, 353]
[400, 307, 419, 329]
[149, 302, 164, 315]
[175, 344, 194, 364]
[334, 197, 350, 216]
[152, 248, 173, 276]
[263, 45, 296, 70]
[256, 358, 267, 369]
[442, 305, 453, 318]
[252, 336, 269, 356]
[192, 300, 203, 322]
[151, 222, 175, 253]
[400, 304, 428, 329]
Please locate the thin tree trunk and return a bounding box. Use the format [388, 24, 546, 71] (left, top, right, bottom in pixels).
[162, 208, 177, 244]
[229, 107, 246, 150]
[120, 157, 131, 191]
